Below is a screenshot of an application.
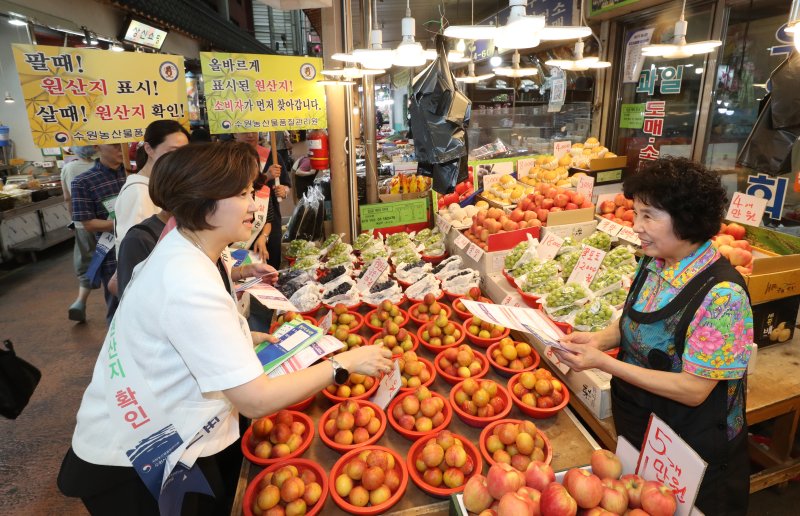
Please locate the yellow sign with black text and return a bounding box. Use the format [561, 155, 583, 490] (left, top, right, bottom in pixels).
[200, 52, 326, 133]
[12, 44, 187, 147]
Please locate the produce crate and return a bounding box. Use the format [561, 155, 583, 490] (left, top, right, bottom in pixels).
[751, 295, 800, 348]
[736, 224, 800, 304]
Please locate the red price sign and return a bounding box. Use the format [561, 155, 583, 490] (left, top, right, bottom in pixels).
[356, 258, 389, 291]
[576, 175, 595, 201]
[725, 191, 767, 226]
[596, 217, 623, 236]
[617, 226, 641, 246]
[536, 233, 564, 261]
[636, 414, 707, 516]
[567, 246, 606, 287]
[370, 360, 402, 409]
[554, 140, 572, 159]
[319, 310, 333, 334]
[466, 242, 485, 261]
[436, 215, 452, 234]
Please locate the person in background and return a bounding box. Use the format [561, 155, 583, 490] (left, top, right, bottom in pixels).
[190, 126, 212, 143]
[292, 155, 318, 199]
[555, 157, 752, 514]
[58, 142, 392, 514]
[233, 132, 291, 269]
[114, 121, 189, 248]
[273, 130, 293, 170]
[61, 145, 98, 322]
[70, 144, 126, 325]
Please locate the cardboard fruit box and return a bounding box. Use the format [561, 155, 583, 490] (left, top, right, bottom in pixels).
[735, 224, 800, 305]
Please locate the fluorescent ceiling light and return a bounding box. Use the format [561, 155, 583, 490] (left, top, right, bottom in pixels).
[393, 2, 432, 68]
[545, 40, 611, 71]
[494, 50, 538, 77]
[455, 61, 494, 83]
[539, 26, 593, 41]
[641, 9, 721, 59]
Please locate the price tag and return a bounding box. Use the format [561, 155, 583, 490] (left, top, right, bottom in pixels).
[319, 310, 333, 334]
[576, 174, 595, 201]
[536, 233, 565, 261]
[544, 346, 571, 374]
[617, 226, 641, 246]
[553, 140, 572, 159]
[436, 215, 452, 234]
[466, 242, 485, 262]
[481, 174, 504, 192]
[567, 246, 607, 287]
[725, 191, 767, 226]
[454, 233, 470, 249]
[247, 284, 299, 312]
[369, 360, 402, 410]
[636, 414, 707, 515]
[356, 257, 389, 291]
[492, 251, 509, 272]
[501, 293, 526, 307]
[596, 217, 623, 236]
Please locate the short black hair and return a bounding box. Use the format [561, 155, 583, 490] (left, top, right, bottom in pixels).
[623, 157, 727, 243]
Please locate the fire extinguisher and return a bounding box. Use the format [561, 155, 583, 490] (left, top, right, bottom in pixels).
[308, 129, 329, 171]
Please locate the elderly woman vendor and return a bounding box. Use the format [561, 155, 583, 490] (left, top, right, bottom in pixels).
[556, 157, 753, 515]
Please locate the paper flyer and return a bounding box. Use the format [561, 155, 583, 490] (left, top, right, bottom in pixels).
[461, 300, 572, 352]
[254, 321, 322, 374]
[246, 283, 299, 312]
[267, 335, 344, 378]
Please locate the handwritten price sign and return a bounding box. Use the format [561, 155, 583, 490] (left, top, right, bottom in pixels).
[536, 233, 565, 261]
[576, 174, 595, 201]
[357, 258, 389, 292]
[617, 226, 641, 246]
[466, 242, 485, 261]
[319, 310, 333, 334]
[567, 246, 606, 287]
[436, 214, 452, 234]
[725, 191, 767, 226]
[554, 140, 572, 159]
[636, 414, 707, 516]
[454, 233, 470, 249]
[370, 360, 402, 409]
[596, 217, 624, 236]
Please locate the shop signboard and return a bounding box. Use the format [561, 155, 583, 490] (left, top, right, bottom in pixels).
[590, 0, 643, 17]
[200, 52, 326, 133]
[746, 174, 788, 221]
[633, 64, 685, 167]
[360, 197, 428, 230]
[11, 44, 187, 147]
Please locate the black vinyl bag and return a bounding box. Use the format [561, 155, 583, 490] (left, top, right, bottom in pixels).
[0, 339, 41, 419]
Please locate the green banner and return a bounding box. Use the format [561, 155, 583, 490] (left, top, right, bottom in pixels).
[590, 0, 642, 17]
[360, 197, 429, 230]
[619, 103, 646, 129]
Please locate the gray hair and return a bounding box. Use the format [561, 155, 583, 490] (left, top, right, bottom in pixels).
[72, 145, 97, 160]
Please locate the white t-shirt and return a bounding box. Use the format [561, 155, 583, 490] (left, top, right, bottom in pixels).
[114, 174, 160, 248]
[72, 230, 264, 466]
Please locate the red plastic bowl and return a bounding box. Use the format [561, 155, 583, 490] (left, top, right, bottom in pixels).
[321, 375, 380, 403]
[416, 321, 466, 355]
[329, 446, 408, 515]
[479, 418, 553, 470]
[363, 307, 410, 333]
[443, 288, 471, 301]
[507, 372, 570, 418]
[300, 303, 322, 316]
[368, 331, 419, 354]
[449, 379, 513, 427]
[463, 317, 511, 348]
[323, 300, 362, 312]
[269, 314, 317, 334]
[364, 294, 408, 310]
[287, 394, 316, 412]
[451, 296, 493, 320]
[406, 290, 445, 305]
[421, 252, 448, 265]
[398, 356, 436, 392]
[434, 351, 490, 385]
[502, 269, 518, 288]
[396, 278, 412, 289]
[406, 431, 483, 497]
[605, 347, 620, 359]
[241, 410, 314, 466]
[552, 319, 573, 335]
[516, 287, 541, 309]
[333, 334, 368, 353]
[318, 399, 387, 453]
[243, 458, 329, 516]
[387, 390, 453, 441]
[485, 341, 541, 378]
[407, 301, 452, 325]
[327, 311, 365, 335]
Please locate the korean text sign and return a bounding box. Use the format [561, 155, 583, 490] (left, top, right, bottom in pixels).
[12, 44, 187, 147]
[200, 52, 326, 133]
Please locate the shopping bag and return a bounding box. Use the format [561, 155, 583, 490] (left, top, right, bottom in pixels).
[0, 339, 41, 419]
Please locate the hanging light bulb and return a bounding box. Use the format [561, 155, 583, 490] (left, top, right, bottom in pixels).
[493, 0, 545, 50]
[494, 50, 538, 77]
[641, 0, 721, 59]
[456, 39, 466, 54]
[545, 40, 611, 71]
[443, 0, 497, 40]
[455, 61, 495, 83]
[393, 0, 428, 67]
[786, 0, 800, 51]
[352, 0, 392, 70]
[489, 47, 502, 67]
[447, 39, 470, 64]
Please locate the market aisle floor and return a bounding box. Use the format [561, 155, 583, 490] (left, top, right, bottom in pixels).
[2, 242, 800, 515]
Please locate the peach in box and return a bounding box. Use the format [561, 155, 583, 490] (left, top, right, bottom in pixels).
[464, 316, 510, 347]
[242, 410, 314, 467]
[321, 373, 380, 403]
[486, 339, 540, 377]
[508, 369, 570, 418]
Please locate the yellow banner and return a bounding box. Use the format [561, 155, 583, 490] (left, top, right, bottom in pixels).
[12, 44, 187, 147]
[200, 52, 326, 133]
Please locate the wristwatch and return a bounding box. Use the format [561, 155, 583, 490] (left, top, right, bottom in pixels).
[326, 356, 349, 385]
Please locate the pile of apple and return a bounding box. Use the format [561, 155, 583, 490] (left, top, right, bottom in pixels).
[334, 449, 402, 508]
[333, 326, 364, 352]
[414, 429, 476, 490]
[598, 193, 635, 227]
[391, 386, 446, 432]
[467, 316, 506, 340]
[436, 176, 475, 210]
[410, 293, 447, 322]
[490, 337, 536, 370]
[329, 304, 360, 334]
[251, 463, 323, 515]
[454, 378, 505, 418]
[454, 287, 484, 314]
[512, 368, 565, 410]
[420, 315, 463, 348]
[324, 373, 376, 399]
[274, 311, 306, 326]
[372, 325, 415, 355]
[463, 449, 678, 516]
[322, 400, 382, 446]
[369, 300, 405, 328]
[397, 351, 433, 388]
[713, 222, 753, 275]
[439, 344, 483, 378]
[485, 420, 547, 472]
[249, 410, 307, 460]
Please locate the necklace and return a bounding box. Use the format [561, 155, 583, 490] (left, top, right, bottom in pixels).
[179, 228, 213, 261]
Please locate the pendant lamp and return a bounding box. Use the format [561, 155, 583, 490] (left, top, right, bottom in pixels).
[641, 0, 721, 58]
[545, 40, 611, 71]
[393, 0, 429, 67]
[493, 50, 538, 77]
[455, 61, 495, 83]
[443, 0, 497, 40]
[352, 0, 392, 70]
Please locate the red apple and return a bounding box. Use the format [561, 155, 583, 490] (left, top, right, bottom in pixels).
[486, 463, 525, 500]
[497, 492, 536, 516]
[540, 482, 578, 516]
[463, 474, 494, 513]
[621, 474, 645, 509]
[640, 481, 677, 516]
[599, 478, 629, 514]
[525, 461, 555, 491]
[563, 468, 603, 509]
[600, 200, 616, 214]
[590, 449, 623, 480]
[516, 486, 542, 515]
[725, 222, 746, 240]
